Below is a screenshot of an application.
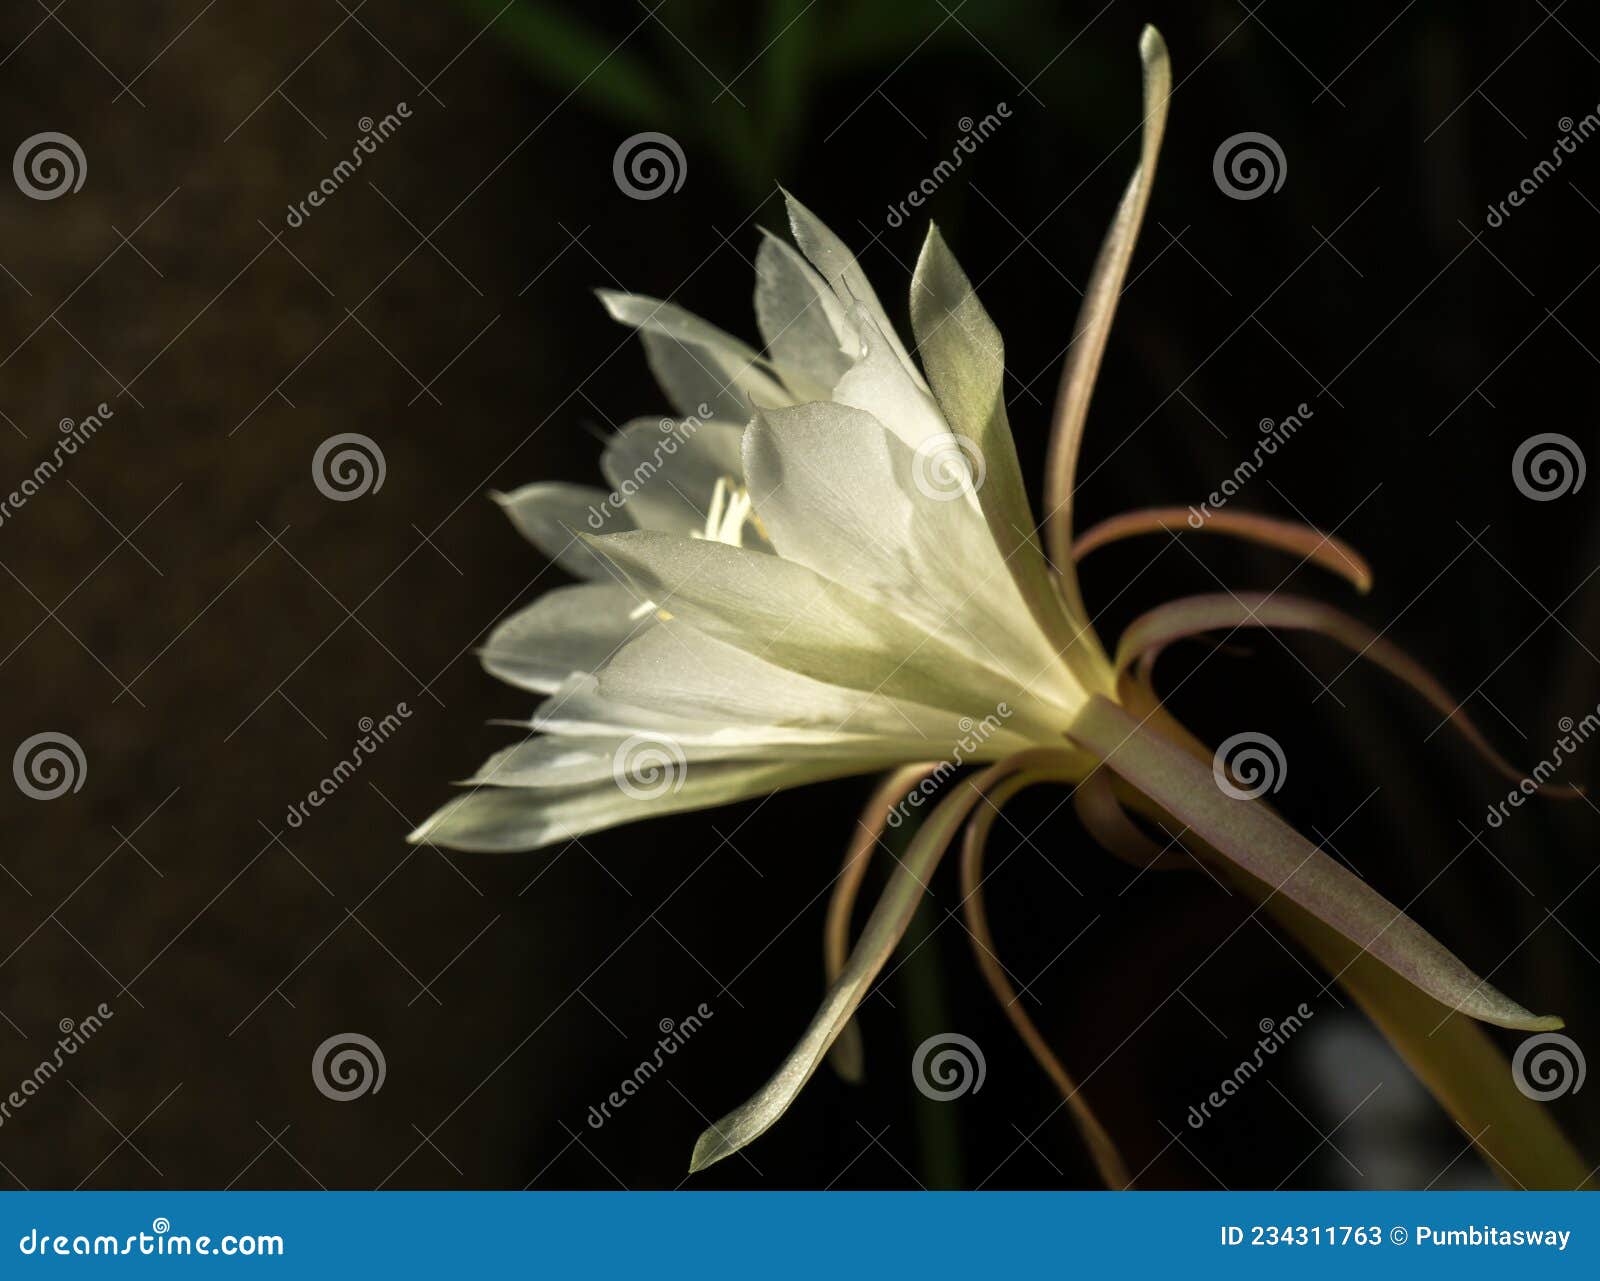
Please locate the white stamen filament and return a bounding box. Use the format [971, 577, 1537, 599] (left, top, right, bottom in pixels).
[628, 476, 761, 625]
[694, 475, 757, 548]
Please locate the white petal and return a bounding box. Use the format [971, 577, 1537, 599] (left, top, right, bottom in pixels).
[831, 307, 949, 451]
[528, 674, 999, 764]
[600, 417, 752, 540]
[743, 402, 1086, 712]
[467, 735, 631, 788]
[534, 697, 872, 749]
[782, 189, 926, 391]
[480, 583, 650, 693]
[409, 758, 879, 853]
[598, 290, 790, 424]
[597, 622, 1024, 748]
[753, 231, 855, 400]
[910, 225, 1112, 691]
[492, 482, 632, 579]
[531, 673, 730, 739]
[585, 529, 1061, 738]
[466, 730, 911, 789]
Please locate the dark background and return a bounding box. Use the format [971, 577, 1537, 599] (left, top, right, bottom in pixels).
[1, 0, 1597, 1190]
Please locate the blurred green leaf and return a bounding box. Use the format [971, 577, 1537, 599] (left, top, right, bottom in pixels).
[762, 0, 814, 154]
[463, 0, 678, 125]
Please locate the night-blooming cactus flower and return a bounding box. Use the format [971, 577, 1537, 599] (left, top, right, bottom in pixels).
[415, 27, 1584, 1186]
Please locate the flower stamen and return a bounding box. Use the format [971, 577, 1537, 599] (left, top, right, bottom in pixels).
[694, 475, 761, 547]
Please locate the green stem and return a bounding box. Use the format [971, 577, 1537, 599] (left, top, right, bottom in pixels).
[899, 893, 965, 1190]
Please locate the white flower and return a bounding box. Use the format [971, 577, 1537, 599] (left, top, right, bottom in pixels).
[417, 187, 1108, 852]
[414, 28, 1576, 1184]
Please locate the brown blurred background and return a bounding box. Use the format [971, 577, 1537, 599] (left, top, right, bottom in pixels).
[1, 0, 1598, 1190]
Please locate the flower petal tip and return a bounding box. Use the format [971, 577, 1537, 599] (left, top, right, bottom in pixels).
[1462, 1002, 1563, 1033]
[593, 288, 629, 321]
[687, 1129, 731, 1176]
